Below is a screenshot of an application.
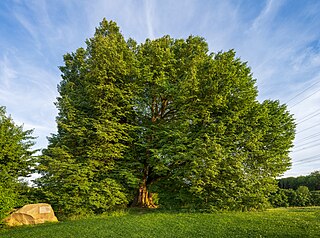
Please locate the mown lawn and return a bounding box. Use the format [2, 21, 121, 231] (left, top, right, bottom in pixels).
[0, 207, 319, 238]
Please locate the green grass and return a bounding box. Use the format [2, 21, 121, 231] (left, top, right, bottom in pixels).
[1, 207, 319, 238]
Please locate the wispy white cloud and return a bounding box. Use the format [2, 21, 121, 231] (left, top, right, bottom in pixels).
[250, 0, 285, 32]
[0, 49, 58, 151]
[82, 0, 151, 44]
[0, 56, 17, 88]
[144, 0, 155, 39]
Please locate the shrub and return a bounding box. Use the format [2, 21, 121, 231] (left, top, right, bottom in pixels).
[269, 188, 289, 207]
[310, 191, 320, 206]
[295, 186, 311, 206]
[283, 189, 297, 206]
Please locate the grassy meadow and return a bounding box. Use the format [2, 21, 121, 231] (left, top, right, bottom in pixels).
[0, 207, 319, 238]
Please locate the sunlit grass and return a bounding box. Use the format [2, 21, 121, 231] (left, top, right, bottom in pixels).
[1, 207, 319, 237]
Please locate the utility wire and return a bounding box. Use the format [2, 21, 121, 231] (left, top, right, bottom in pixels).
[296, 122, 320, 134]
[289, 87, 320, 109]
[293, 141, 320, 153]
[295, 131, 320, 142]
[293, 153, 320, 163]
[283, 80, 320, 168]
[294, 135, 320, 149]
[294, 138, 320, 150]
[294, 138, 320, 149]
[285, 80, 320, 104]
[293, 157, 320, 165]
[296, 110, 320, 125]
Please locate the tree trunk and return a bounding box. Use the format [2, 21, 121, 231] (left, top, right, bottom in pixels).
[131, 95, 159, 208]
[131, 169, 157, 208]
[132, 184, 157, 208]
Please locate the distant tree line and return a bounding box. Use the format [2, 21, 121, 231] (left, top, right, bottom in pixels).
[278, 171, 320, 191]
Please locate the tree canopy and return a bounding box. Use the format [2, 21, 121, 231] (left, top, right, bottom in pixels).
[37, 19, 295, 216]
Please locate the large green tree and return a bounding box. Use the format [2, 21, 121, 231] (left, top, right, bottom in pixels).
[36, 20, 136, 217]
[0, 106, 36, 219]
[127, 37, 295, 209]
[37, 19, 295, 214]
[0, 106, 35, 181]
[131, 42, 295, 210]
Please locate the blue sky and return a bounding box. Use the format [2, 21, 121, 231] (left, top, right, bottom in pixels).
[0, 0, 320, 177]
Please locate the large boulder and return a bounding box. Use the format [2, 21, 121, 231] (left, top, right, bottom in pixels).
[4, 203, 58, 226]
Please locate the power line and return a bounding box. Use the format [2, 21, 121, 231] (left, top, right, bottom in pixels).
[296, 110, 320, 125]
[286, 79, 320, 105]
[294, 138, 320, 149]
[261, 80, 320, 169]
[289, 87, 320, 109]
[292, 153, 320, 163]
[293, 141, 320, 153]
[293, 157, 320, 165]
[294, 135, 320, 149]
[284, 81, 320, 168]
[296, 122, 320, 134]
[295, 131, 320, 143]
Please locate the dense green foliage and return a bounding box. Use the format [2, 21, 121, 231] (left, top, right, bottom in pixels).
[1, 208, 320, 238]
[0, 106, 36, 220]
[269, 171, 320, 208]
[36, 21, 135, 217]
[269, 187, 320, 207]
[36, 19, 295, 216]
[0, 184, 18, 221]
